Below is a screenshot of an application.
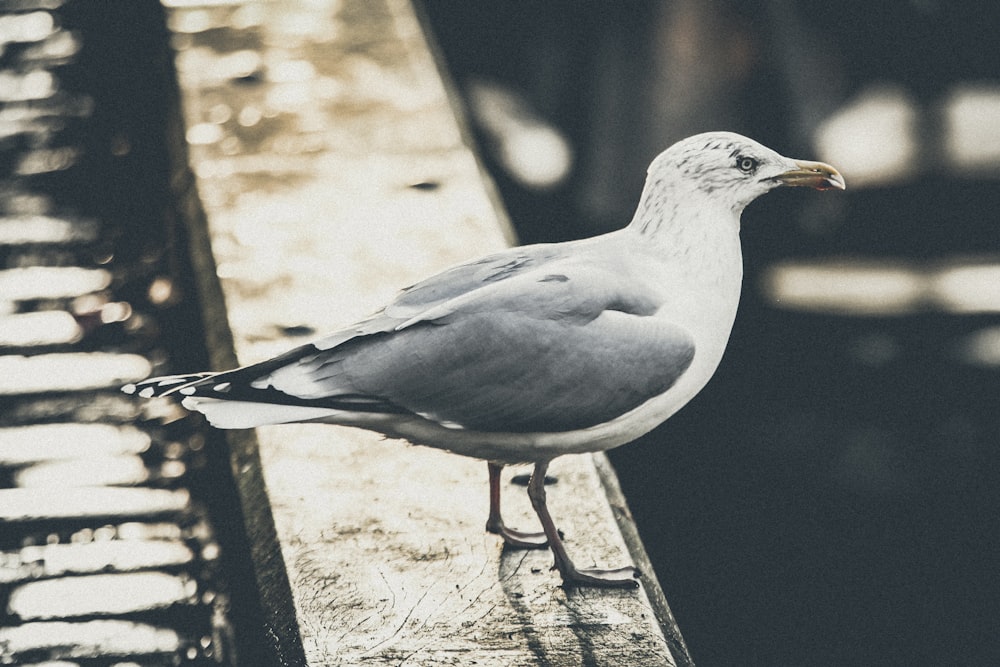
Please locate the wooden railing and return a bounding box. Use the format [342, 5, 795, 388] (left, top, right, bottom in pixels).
[165, 0, 693, 664]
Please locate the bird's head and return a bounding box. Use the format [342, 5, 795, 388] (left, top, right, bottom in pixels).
[646, 132, 845, 213]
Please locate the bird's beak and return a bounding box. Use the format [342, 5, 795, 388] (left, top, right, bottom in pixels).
[773, 160, 846, 191]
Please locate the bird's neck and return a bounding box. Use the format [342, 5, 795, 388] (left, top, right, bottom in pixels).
[626, 181, 742, 250]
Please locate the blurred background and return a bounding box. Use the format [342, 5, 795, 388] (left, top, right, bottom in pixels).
[423, 1, 1000, 665]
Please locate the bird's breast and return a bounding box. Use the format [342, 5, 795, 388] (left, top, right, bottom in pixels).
[637, 227, 744, 416]
[646, 226, 743, 345]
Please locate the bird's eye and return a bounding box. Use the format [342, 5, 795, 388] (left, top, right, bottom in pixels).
[736, 156, 759, 174]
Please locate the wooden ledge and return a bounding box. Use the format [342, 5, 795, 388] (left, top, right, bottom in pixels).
[165, 0, 692, 664]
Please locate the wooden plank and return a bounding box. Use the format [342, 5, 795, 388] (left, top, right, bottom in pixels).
[166, 0, 691, 664]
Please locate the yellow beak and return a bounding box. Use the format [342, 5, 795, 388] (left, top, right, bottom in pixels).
[774, 159, 846, 191]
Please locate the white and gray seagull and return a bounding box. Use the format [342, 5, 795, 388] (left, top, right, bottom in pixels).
[125, 132, 844, 588]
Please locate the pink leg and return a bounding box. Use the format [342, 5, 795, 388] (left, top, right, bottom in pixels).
[485, 462, 548, 548]
[527, 460, 640, 588]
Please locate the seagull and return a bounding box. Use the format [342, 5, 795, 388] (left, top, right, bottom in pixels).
[124, 132, 844, 588]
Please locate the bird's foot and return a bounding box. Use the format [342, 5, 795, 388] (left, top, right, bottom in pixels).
[486, 518, 549, 549]
[559, 564, 641, 589]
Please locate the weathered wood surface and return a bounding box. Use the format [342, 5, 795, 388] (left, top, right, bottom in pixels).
[166, 0, 691, 664]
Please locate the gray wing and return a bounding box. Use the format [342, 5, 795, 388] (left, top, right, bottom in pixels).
[308, 243, 564, 350]
[258, 252, 695, 433]
[149, 241, 696, 433]
[137, 243, 577, 404]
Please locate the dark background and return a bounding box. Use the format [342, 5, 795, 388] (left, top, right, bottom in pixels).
[423, 1, 1000, 665]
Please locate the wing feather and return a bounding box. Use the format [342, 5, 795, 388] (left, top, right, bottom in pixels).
[259, 254, 693, 432]
[132, 238, 694, 434]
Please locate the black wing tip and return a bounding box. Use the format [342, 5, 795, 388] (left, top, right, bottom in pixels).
[122, 373, 215, 399]
[122, 371, 410, 418]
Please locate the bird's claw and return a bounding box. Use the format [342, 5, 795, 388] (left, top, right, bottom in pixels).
[486, 519, 549, 549]
[559, 565, 642, 589]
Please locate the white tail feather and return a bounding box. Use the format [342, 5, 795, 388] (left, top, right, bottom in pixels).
[181, 397, 340, 429]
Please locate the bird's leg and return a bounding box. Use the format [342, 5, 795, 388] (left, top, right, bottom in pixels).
[485, 462, 548, 548]
[527, 460, 640, 588]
